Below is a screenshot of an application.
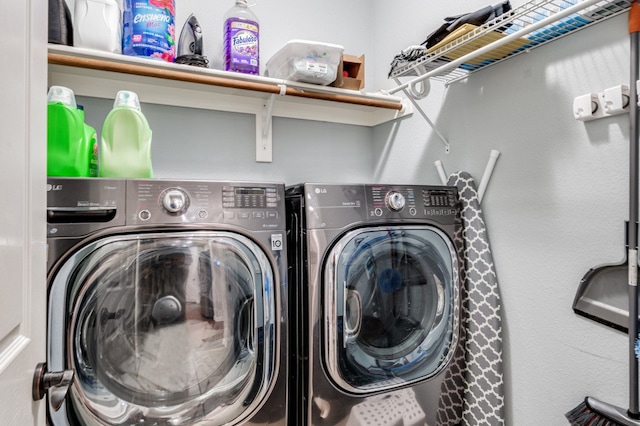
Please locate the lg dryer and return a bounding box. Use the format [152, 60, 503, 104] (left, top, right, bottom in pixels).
[43, 177, 288, 425]
[286, 183, 462, 426]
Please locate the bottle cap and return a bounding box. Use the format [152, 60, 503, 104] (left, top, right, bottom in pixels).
[47, 86, 77, 108]
[113, 90, 141, 110]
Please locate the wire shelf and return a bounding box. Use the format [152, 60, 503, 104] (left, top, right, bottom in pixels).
[389, 0, 631, 86]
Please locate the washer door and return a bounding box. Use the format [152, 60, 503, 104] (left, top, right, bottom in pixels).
[49, 231, 278, 425]
[324, 226, 459, 394]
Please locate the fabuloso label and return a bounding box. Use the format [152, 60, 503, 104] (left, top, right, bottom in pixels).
[231, 22, 258, 59]
[224, 18, 259, 74]
[123, 0, 176, 62]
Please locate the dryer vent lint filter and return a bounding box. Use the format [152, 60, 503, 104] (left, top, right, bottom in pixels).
[345, 388, 428, 426]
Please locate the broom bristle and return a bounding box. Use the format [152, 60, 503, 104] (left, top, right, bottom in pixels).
[565, 399, 622, 425]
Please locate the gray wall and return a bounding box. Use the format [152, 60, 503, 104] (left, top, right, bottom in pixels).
[374, 0, 632, 424]
[77, 98, 377, 183]
[74, 0, 633, 423]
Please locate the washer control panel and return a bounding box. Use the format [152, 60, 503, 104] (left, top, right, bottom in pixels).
[127, 179, 285, 230]
[222, 186, 279, 209]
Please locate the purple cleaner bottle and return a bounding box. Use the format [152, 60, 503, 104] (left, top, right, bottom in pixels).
[223, 0, 259, 74]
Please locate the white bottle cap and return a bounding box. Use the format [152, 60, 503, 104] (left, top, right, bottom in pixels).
[113, 90, 141, 110]
[47, 86, 77, 108]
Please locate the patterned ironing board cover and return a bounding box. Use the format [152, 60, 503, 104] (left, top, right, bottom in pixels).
[437, 171, 505, 426]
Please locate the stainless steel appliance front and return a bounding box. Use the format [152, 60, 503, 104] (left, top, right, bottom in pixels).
[286, 183, 461, 426]
[46, 178, 287, 426]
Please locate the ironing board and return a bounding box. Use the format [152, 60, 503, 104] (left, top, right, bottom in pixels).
[437, 171, 505, 426]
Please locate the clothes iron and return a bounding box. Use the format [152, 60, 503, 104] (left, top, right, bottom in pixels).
[176, 14, 208, 67]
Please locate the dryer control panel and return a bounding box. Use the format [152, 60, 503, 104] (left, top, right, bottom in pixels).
[300, 183, 459, 229]
[367, 185, 457, 221]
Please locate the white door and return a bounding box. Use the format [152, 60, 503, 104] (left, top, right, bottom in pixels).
[0, 0, 48, 424]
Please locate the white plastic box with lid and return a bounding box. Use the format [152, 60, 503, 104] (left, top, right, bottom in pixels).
[265, 39, 344, 85]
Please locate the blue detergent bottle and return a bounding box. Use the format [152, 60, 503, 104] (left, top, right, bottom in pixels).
[99, 91, 154, 178]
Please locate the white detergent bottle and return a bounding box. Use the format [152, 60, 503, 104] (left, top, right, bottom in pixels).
[99, 91, 153, 178]
[74, 0, 122, 53]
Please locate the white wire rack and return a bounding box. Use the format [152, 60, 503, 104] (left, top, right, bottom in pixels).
[389, 0, 631, 88]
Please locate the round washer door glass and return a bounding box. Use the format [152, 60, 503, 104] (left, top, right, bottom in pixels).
[50, 231, 278, 425]
[324, 226, 459, 393]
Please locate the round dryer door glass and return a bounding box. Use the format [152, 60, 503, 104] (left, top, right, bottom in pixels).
[55, 231, 278, 425]
[324, 226, 459, 393]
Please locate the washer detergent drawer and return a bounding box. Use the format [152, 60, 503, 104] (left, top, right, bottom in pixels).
[48, 231, 278, 425]
[324, 226, 460, 393]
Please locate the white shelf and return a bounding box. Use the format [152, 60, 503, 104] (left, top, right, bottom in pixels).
[389, 0, 631, 90]
[47, 44, 412, 162]
[383, 0, 631, 153]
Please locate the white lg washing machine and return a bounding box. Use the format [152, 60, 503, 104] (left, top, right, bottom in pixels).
[42, 177, 288, 425]
[285, 183, 462, 426]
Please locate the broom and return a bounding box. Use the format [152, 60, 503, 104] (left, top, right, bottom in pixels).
[565, 1, 640, 425]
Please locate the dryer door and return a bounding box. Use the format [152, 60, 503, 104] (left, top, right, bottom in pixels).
[48, 231, 278, 425]
[324, 226, 459, 394]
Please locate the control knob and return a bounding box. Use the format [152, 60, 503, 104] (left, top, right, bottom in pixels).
[162, 189, 188, 214]
[385, 191, 406, 212]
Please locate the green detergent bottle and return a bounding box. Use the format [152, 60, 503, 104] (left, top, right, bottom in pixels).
[78, 105, 99, 177]
[47, 86, 98, 177]
[99, 90, 153, 178]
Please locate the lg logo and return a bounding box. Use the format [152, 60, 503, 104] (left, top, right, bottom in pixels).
[47, 184, 62, 191]
[314, 188, 327, 194]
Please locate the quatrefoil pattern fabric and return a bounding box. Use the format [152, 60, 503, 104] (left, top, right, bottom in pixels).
[437, 171, 505, 426]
